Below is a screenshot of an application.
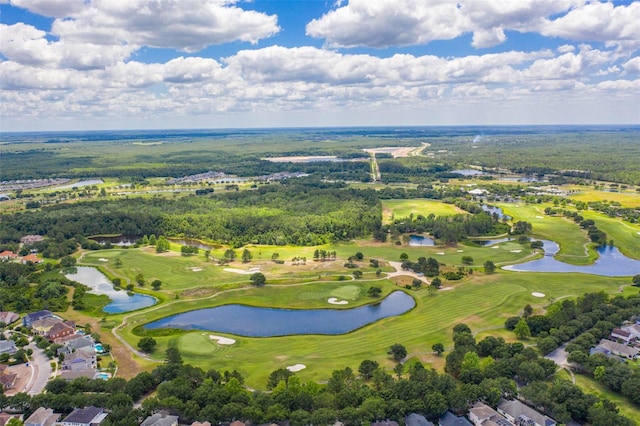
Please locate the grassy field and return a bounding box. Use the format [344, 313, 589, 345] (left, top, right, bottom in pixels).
[381, 199, 467, 223]
[567, 186, 640, 208]
[117, 268, 632, 389]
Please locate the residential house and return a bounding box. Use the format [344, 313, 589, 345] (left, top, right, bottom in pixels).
[31, 317, 64, 336]
[21, 254, 43, 264]
[191, 422, 212, 426]
[404, 413, 435, 426]
[0, 340, 17, 356]
[60, 406, 108, 426]
[0, 365, 17, 390]
[24, 407, 60, 426]
[469, 402, 514, 426]
[20, 235, 44, 245]
[140, 413, 179, 426]
[0, 412, 23, 426]
[23, 310, 53, 327]
[594, 339, 640, 360]
[47, 321, 76, 342]
[0, 251, 17, 261]
[371, 421, 399, 426]
[0, 311, 19, 325]
[611, 328, 632, 344]
[61, 347, 97, 372]
[439, 411, 473, 426]
[497, 399, 556, 426]
[57, 335, 94, 356]
[621, 323, 640, 340]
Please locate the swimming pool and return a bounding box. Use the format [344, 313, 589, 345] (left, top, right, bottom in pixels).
[94, 343, 105, 353]
[96, 372, 110, 380]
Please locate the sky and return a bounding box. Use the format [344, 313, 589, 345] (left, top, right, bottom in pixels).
[0, 0, 639, 131]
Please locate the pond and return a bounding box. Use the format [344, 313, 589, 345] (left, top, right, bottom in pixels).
[168, 238, 219, 251]
[65, 267, 156, 313]
[409, 235, 436, 246]
[470, 237, 514, 246]
[90, 235, 139, 246]
[503, 240, 640, 277]
[482, 204, 510, 220]
[56, 179, 104, 189]
[145, 291, 416, 337]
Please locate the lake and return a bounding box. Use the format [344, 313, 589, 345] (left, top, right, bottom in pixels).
[90, 235, 139, 246]
[409, 235, 436, 246]
[55, 179, 104, 189]
[65, 267, 156, 313]
[482, 204, 510, 219]
[145, 291, 416, 337]
[452, 169, 484, 176]
[503, 240, 640, 277]
[471, 237, 514, 246]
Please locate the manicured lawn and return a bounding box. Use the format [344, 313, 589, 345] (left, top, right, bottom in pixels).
[120, 270, 627, 389]
[381, 199, 467, 224]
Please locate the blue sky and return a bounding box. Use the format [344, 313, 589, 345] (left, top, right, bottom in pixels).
[0, 0, 639, 131]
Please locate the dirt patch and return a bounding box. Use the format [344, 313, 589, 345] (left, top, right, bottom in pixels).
[275, 355, 288, 361]
[181, 287, 218, 298]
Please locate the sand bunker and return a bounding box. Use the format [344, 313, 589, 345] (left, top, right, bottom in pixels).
[328, 298, 348, 305]
[224, 268, 255, 275]
[492, 246, 500, 249]
[436, 252, 445, 255]
[287, 364, 306, 372]
[531, 292, 546, 298]
[457, 250, 464, 253]
[510, 249, 522, 253]
[99, 258, 109, 262]
[209, 335, 236, 345]
[440, 287, 454, 291]
[190, 267, 203, 272]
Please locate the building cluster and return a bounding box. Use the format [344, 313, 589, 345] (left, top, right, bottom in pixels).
[590, 321, 640, 360]
[167, 171, 227, 185]
[0, 179, 71, 192]
[256, 172, 309, 182]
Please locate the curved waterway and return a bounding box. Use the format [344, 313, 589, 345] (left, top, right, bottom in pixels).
[503, 240, 640, 277]
[65, 266, 156, 313]
[145, 291, 416, 337]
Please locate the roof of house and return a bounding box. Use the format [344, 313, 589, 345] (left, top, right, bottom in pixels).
[612, 328, 631, 338]
[21, 254, 42, 263]
[0, 251, 17, 258]
[190, 422, 212, 426]
[439, 411, 473, 426]
[0, 412, 23, 426]
[24, 310, 53, 323]
[470, 403, 499, 421]
[48, 321, 74, 336]
[62, 407, 104, 424]
[32, 317, 63, 331]
[597, 339, 640, 358]
[371, 421, 399, 426]
[404, 413, 435, 426]
[498, 398, 556, 426]
[0, 312, 19, 324]
[24, 407, 60, 426]
[0, 373, 17, 388]
[140, 413, 179, 426]
[622, 324, 640, 335]
[0, 341, 17, 352]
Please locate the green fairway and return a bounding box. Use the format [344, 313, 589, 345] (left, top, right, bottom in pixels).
[580, 211, 640, 260]
[567, 186, 640, 208]
[121, 269, 631, 389]
[382, 199, 467, 223]
[498, 203, 597, 265]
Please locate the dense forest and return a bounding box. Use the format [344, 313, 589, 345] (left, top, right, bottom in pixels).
[0, 183, 382, 247]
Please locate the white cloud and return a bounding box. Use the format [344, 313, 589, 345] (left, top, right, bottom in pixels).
[306, 0, 639, 50]
[622, 57, 640, 74]
[2, 0, 86, 18]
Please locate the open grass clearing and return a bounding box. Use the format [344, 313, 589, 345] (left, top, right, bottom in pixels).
[382, 199, 467, 224]
[566, 186, 640, 208]
[120, 270, 628, 389]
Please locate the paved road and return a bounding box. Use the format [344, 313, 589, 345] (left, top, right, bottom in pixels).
[545, 343, 575, 384]
[25, 342, 52, 395]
